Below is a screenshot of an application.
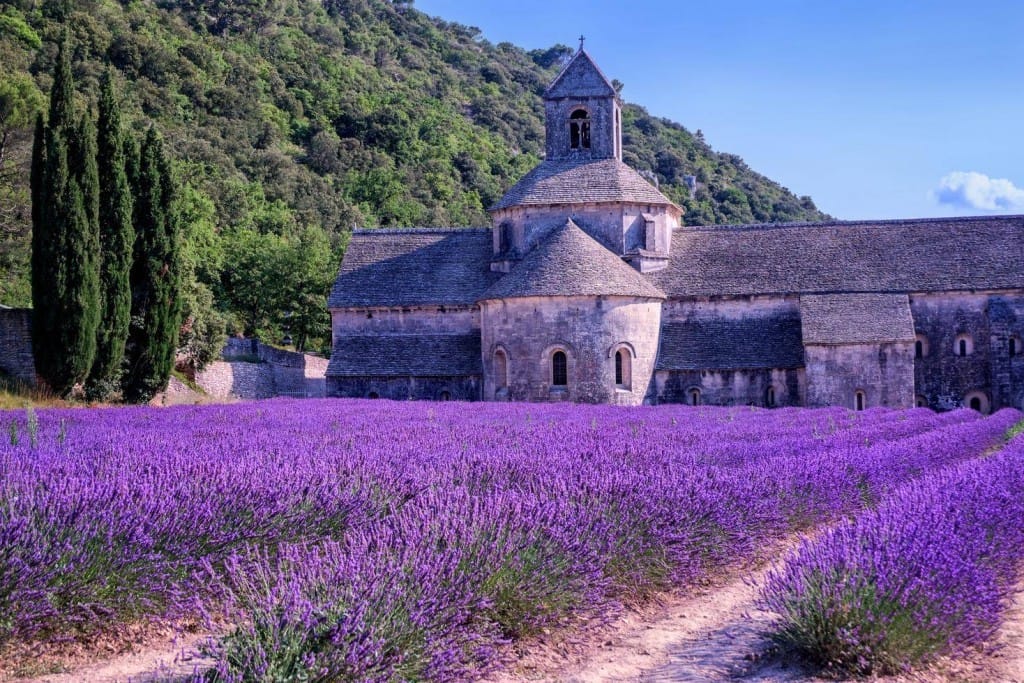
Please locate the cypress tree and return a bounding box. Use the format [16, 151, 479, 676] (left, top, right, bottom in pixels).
[123, 128, 181, 403]
[86, 70, 134, 399]
[30, 31, 101, 396]
[55, 111, 101, 392]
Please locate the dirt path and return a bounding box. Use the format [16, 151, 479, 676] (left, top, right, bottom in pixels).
[10, 633, 212, 683]
[491, 555, 1024, 683]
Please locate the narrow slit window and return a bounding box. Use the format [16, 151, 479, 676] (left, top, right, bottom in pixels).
[552, 351, 567, 387]
[959, 339, 967, 356]
[855, 391, 865, 411]
[766, 386, 776, 407]
[1011, 337, 1018, 357]
[915, 340, 923, 359]
[494, 349, 508, 389]
[689, 388, 700, 406]
[615, 351, 623, 385]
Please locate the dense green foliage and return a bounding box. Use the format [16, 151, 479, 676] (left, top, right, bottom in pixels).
[1, 0, 828, 355]
[30, 34, 101, 397]
[85, 69, 134, 399]
[123, 128, 181, 403]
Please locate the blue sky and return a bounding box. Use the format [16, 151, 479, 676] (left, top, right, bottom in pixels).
[415, 0, 1024, 220]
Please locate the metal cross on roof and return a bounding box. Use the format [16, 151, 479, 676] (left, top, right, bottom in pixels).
[579, 34, 585, 50]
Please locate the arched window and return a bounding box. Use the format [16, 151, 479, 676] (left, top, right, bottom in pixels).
[915, 334, 929, 359]
[916, 395, 927, 408]
[551, 350, 568, 387]
[494, 349, 508, 389]
[569, 109, 590, 150]
[439, 390, 451, 401]
[955, 333, 973, 357]
[766, 386, 776, 407]
[855, 390, 866, 411]
[1010, 336, 1020, 357]
[688, 387, 701, 406]
[614, 348, 632, 390]
[965, 391, 989, 414]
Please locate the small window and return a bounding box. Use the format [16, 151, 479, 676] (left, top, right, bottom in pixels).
[915, 334, 929, 359]
[965, 391, 990, 414]
[766, 386, 776, 407]
[551, 350, 567, 387]
[1011, 336, 1019, 357]
[855, 390, 866, 411]
[955, 334, 973, 357]
[368, 391, 379, 399]
[614, 348, 632, 390]
[439, 390, 451, 401]
[498, 222, 512, 253]
[688, 388, 701, 406]
[916, 395, 927, 408]
[569, 109, 590, 150]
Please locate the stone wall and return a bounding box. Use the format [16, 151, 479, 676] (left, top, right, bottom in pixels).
[544, 96, 619, 161]
[655, 368, 804, 407]
[910, 292, 1024, 412]
[480, 294, 662, 405]
[0, 308, 35, 384]
[804, 342, 915, 409]
[197, 338, 327, 400]
[326, 375, 480, 401]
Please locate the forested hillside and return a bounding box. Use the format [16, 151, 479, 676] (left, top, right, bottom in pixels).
[0, 0, 828, 355]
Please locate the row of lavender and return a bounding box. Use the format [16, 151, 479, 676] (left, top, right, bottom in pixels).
[761, 430, 1024, 675]
[0, 401, 1018, 680]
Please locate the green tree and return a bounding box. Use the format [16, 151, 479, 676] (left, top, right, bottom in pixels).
[31, 33, 101, 396]
[86, 70, 134, 399]
[123, 128, 181, 403]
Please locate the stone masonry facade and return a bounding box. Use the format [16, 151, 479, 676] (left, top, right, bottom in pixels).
[326, 48, 1024, 413]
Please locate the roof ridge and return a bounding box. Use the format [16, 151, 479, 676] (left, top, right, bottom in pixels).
[678, 214, 1024, 233]
[351, 227, 490, 235]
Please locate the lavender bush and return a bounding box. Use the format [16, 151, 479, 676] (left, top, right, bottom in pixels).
[761, 438, 1024, 674]
[0, 401, 1019, 680]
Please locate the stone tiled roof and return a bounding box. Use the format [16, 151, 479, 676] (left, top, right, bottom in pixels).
[650, 215, 1024, 297]
[491, 158, 677, 211]
[479, 220, 666, 301]
[656, 315, 805, 370]
[327, 334, 481, 377]
[328, 228, 500, 308]
[544, 49, 617, 99]
[800, 293, 915, 345]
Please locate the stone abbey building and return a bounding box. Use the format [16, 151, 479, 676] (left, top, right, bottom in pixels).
[327, 49, 1024, 412]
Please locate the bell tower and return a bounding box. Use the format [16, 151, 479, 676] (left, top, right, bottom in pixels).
[543, 45, 622, 162]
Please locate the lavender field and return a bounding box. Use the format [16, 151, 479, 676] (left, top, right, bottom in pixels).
[0, 400, 1021, 681]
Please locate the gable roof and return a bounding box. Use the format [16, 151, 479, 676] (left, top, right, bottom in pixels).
[649, 215, 1024, 297]
[491, 158, 678, 211]
[479, 220, 666, 301]
[544, 49, 617, 99]
[328, 228, 500, 308]
[327, 334, 482, 377]
[657, 314, 805, 370]
[800, 293, 915, 345]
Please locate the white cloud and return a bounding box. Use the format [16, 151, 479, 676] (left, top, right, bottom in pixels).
[935, 171, 1024, 212]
